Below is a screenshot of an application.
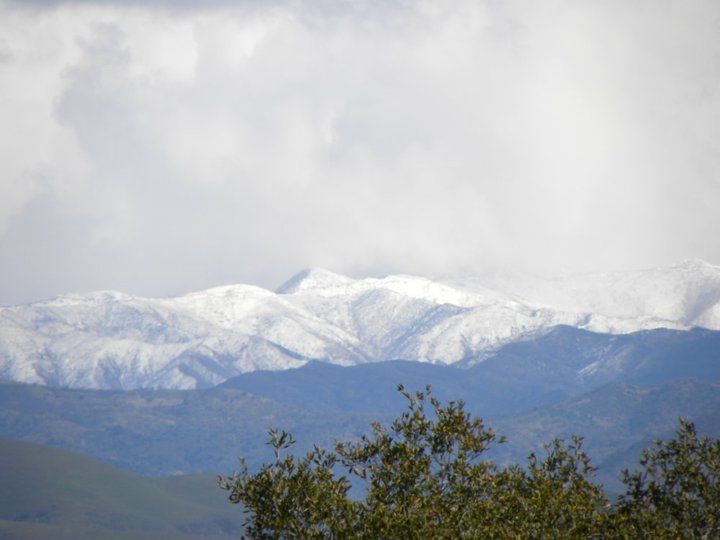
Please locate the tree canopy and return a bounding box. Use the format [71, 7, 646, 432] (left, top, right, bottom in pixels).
[220, 385, 719, 538]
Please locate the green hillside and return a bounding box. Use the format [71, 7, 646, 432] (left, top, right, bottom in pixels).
[0, 439, 244, 540]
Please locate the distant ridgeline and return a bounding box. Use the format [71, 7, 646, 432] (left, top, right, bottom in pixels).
[1, 259, 719, 390]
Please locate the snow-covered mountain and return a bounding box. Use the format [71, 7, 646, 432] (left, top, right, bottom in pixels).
[1, 260, 719, 390]
[446, 259, 720, 328]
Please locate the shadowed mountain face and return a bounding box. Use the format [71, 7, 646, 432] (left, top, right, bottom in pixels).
[221, 326, 720, 415]
[464, 326, 720, 405]
[0, 439, 245, 540]
[1, 326, 719, 486]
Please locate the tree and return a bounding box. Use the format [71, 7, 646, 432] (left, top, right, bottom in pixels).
[219, 386, 718, 538]
[616, 419, 720, 537]
[218, 429, 353, 539]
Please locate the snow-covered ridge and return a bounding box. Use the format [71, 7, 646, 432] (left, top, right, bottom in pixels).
[1, 260, 719, 390]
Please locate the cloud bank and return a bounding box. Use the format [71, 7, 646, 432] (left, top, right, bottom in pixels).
[1, 0, 719, 303]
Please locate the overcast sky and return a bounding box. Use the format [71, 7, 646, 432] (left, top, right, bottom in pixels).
[1, 0, 719, 303]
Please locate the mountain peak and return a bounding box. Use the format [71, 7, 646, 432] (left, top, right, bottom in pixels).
[45, 290, 133, 306]
[276, 268, 353, 294]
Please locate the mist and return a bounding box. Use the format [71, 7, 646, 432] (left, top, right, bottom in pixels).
[1, 0, 719, 303]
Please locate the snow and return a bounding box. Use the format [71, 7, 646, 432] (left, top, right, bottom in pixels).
[276, 268, 354, 294]
[1, 260, 719, 390]
[445, 259, 720, 324]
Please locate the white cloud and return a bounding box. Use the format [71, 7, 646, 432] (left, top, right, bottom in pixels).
[1, 0, 719, 303]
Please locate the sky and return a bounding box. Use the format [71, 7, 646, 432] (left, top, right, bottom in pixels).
[1, 0, 719, 303]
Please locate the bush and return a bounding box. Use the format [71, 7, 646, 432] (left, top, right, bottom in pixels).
[220, 385, 719, 538]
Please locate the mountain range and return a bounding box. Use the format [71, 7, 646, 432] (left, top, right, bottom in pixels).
[2, 259, 719, 390]
[1, 319, 719, 534]
[2, 326, 719, 483]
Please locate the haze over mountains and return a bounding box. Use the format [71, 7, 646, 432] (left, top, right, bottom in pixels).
[1, 259, 719, 390]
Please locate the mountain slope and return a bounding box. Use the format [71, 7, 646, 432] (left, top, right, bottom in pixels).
[1, 326, 718, 477]
[1, 372, 718, 496]
[0, 380, 377, 476]
[223, 326, 720, 415]
[0, 439, 245, 539]
[1, 260, 719, 390]
[491, 380, 720, 491]
[0, 286, 368, 390]
[468, 325, 720, 389]
[448, 259, 720, 328]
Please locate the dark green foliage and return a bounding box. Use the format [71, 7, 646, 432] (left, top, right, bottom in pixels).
[617, 419, 720, 537]
[333, 385, 504, 537]
[221, 430, 354, 539]
[222, 387, 720, 538]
